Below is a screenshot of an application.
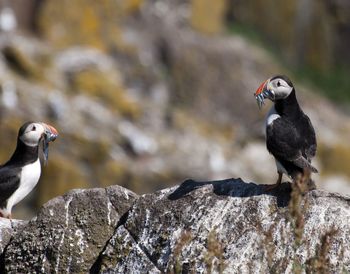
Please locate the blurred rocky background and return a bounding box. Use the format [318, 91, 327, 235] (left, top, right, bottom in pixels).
[0, 0, 349, 219]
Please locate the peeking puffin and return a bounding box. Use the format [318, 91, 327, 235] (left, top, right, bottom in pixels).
[0, 122, 58, 218]
[254, 75, 317, 189]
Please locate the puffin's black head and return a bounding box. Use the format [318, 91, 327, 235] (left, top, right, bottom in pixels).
[18, 122, 58, 146]
[18, 122, 59, 163]
[254, 75, 294, 108]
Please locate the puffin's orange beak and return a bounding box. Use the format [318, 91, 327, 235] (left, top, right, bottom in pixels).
[42, 123, 59, 142]
[254, 79, 273, 109]
[255, 79, 268, 96]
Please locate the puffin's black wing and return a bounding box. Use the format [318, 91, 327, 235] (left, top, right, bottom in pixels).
[0, 166, 21, 207]
[266, 118, 318, 172]
[303, 114, 317, 160]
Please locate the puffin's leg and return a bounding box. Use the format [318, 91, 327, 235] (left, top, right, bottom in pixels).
[276, 172, 282, 185]
[264, 172, 283, 191]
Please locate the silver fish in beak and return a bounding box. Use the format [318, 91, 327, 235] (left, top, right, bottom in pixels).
[254, 79, 274, 108]
[41, 123, 58, 165]
[255, 92, 265, 109]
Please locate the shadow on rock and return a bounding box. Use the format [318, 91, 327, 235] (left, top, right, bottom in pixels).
[168, 178, 292, 207]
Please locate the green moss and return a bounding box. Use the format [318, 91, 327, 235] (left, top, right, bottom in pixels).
[229, 24, 272, 50]
[293, 66, 350, 103]
[228, 23, 350, 105]
[100, 234, 133, 268]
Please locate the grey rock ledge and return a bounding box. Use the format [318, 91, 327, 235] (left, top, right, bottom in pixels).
[1, 178, 350, 273]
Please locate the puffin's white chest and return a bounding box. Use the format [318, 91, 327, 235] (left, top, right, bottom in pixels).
[265, 106, 281, 127]
[7, 159, 41, 211]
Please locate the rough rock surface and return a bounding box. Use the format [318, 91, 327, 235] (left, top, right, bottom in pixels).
[4, 185, 137, 273]
[0, 0, 349, 217]
[0, 219, 26, 254]
[93, 179, 350, 273]
[1, 179, 350, 273]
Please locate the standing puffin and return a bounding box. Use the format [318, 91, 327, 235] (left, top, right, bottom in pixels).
[0, 122, 58, 218]
[254, 75, 317, 189]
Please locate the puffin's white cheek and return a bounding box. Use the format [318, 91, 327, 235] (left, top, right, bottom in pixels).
[275, 87, 292, 100]
[21, 132, 42, 146]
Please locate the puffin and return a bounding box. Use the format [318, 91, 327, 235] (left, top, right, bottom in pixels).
[254, 75, 317, 189]
[0, 122, 58, 218]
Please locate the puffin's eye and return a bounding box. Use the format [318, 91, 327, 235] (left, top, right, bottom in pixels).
[277, 81, 281, 87]
[32, 126, 36, 131]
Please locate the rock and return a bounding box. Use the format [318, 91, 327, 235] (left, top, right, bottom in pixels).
[4, 185, 137, 273]
[38, 0, 141, 50]
[0, 0, 350, 222]
[1, 179, 350, 272]
[54, 47, 114, 74]
[92, 226, 162, 274]
[92, 179, 350, 273]
[0, 218, 26, 254]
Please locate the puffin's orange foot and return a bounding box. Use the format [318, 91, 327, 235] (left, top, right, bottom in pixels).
[264, 172, 283, 192]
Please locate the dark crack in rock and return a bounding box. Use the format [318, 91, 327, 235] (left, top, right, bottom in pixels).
[1, 178, 350, 273]
[92, 178, 350, 273]
[94, 226, 161, 274]
[0, 219, 27, 254]
[4, 185, 137, 273]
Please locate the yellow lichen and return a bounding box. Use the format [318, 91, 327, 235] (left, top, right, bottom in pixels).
[97, 161, 131, 187]
[38, 155, 88, 206]
[120, 0, 143, 14]
[38, 0, 142, 52]
[318, 144, 350, 177]
[173, 108, 235, 141]
[2, 46, 44, 80]
[190, 0, 227, 34]
[71, 69, 141, 119]
[69, 134, 112, 166]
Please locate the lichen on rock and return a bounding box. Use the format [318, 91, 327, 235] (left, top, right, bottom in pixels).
[1, 178, 350, 273]
[4, 185, 138, 273]
[93, 178, 350, 273]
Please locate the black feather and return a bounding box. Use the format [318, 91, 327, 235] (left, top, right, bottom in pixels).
[266, 88, 317, 178]
[0, 123, 39, 209]
[0, 166, 21, 207]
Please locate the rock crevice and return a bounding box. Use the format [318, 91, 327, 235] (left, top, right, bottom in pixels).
[1, 179, 350, 273]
